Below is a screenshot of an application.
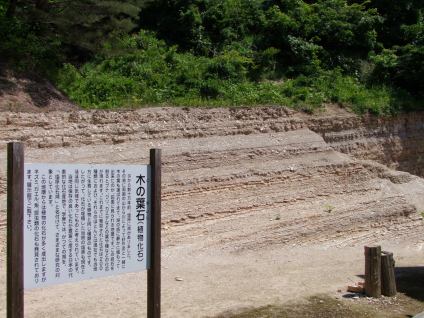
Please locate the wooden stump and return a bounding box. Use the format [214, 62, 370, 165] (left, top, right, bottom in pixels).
[381, 251, 397, 297]
[364, 246, 381, 298]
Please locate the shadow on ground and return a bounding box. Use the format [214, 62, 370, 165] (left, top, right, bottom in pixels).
[396, 266, 424, 302]
[0, 63, 77, 111]
[354, 266, 424, 301]
[22, 79, 65, 108]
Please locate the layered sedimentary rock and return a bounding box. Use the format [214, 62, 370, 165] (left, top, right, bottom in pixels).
[1, 107, 423, 176]
[1, 107, 423, 249]
[308, 111, 424, 177]
[1, 106, 424, 317]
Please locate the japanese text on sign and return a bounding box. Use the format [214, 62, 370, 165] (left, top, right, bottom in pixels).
[23, 163, 150, 289]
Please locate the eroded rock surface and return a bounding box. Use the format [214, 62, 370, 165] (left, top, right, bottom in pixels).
[0, 106, 423, 317]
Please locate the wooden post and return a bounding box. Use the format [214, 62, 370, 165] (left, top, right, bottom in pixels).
[7, 142, 25, 318]
[364, 245, 381, 298]
[381, 251, 397, 297]
[148, 149, 161, 318]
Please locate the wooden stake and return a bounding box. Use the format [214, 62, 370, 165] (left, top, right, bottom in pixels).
[148, 149, 161, 318]
[7, 142, 24, 318]
[364, 245, 381, 298]
[381, 251, 397, 297]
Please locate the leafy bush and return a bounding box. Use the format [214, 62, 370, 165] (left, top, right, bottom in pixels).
[58, 31, 256, 107]
[140, 0, 263, 55]
[371, 44, 424, 96]
[141, 0, 381, 77]
[2, 0, 422, 112]
[206, 50, 253, 81]
[58, 33, 415, 115]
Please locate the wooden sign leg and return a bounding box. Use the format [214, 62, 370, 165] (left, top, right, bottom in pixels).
[148, 149, 161, 318]
[7, 142, 24, 318]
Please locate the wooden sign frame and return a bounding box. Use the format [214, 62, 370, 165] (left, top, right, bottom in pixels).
[7, 142, 162, 318]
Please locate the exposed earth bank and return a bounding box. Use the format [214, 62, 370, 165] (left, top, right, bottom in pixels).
[0, 106, 423, 317]
[2, 106, 424, 176]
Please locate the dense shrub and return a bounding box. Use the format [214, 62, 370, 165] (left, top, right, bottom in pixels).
[370, 18, 424, 96]
[57, 31, 420, 114]
[1, 0, 423, 112]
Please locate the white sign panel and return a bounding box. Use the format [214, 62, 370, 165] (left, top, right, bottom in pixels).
[23, 163, 150, 289]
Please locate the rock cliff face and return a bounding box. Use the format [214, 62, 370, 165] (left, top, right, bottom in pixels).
[1, 107, 423, 317]
[2, 108, 423, 239]
[307, 111, 424, 177]
[1, 107, 423, 176]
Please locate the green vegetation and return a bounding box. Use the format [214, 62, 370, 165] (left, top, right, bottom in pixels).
[1, 0, 423, 113]
[323, 204, 335, 213]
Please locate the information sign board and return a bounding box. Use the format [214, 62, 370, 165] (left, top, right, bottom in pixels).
[23, 163, 150, 289]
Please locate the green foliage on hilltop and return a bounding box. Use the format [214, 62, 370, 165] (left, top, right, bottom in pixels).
[139, 0, 381, 75]
[0, 0, 423, 113]
[58, 31, 416, 114]
[0, 0, 150, 71]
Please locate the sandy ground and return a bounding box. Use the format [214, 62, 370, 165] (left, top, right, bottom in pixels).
[0, 109, 423, 317]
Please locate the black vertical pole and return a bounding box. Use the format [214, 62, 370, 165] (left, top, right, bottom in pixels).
[148, 149, 161, 318]
[7, 142, 24, 318]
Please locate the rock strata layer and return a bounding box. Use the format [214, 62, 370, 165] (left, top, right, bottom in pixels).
[1, 107, 423, 248]
[1, 106, 424, 317]
[1, 107, 423, 177]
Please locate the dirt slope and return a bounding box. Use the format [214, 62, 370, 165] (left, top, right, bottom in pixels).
[0, 66, 77, 112]
[0, 106, 423, 317]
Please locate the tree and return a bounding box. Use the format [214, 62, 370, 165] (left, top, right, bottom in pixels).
[1, 0, 151, 60]
[367, 0, 422, 47]
[49, 0, 150, 56]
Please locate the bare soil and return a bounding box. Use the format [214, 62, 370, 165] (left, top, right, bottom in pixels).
[0, 106, 423, 317]
[0, 66, 77, 112]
